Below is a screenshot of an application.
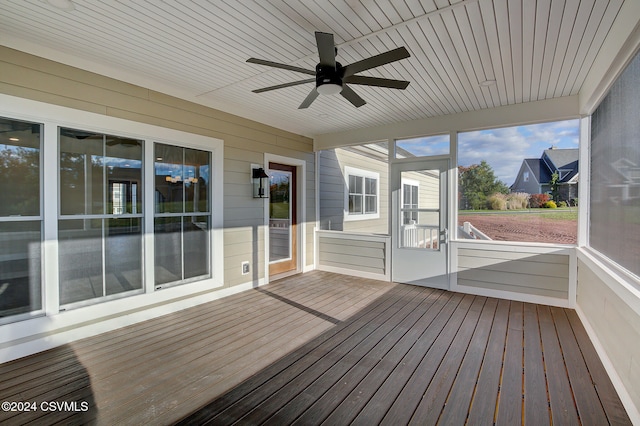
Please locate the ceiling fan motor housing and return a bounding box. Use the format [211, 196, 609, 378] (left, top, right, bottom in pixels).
[315, 63, 343, 93]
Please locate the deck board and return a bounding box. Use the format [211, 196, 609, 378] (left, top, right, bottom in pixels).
[0, 271, 632, 425]
[538, 305, 580, 425]
[496, 301, 524, 426]
[523, 303, 550, 426]
[436, 297, 497, 425]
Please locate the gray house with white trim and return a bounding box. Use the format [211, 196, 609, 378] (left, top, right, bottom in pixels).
[511, 147, 579, 202]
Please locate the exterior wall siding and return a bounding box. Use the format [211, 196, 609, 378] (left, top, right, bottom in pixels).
[0, 47, 315, 360]
[0, 46, 315, 289]
[455, 245, 571, 300]
[316, 231, 389, 280]
[576, 255, 640, 416]
[319, 148, 389, 234]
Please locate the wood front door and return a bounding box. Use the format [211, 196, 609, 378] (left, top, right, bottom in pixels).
[268, 162, 297, 276]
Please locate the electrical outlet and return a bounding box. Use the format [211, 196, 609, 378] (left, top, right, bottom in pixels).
[241, 261, 250, 275]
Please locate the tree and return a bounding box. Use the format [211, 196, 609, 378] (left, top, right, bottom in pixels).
[458, 161, 509, 210]
[549, 171, 560, 202]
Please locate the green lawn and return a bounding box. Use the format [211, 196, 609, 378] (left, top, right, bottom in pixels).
[459, 207, 578, 221]
[270, 202, 290, 219]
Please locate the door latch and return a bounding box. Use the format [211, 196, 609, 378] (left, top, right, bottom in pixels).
[440, 227, 449, 244]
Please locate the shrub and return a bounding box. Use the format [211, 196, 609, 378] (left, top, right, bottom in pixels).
[487, 193, 507, 210]
[542, 200, 557, 208]
[506, 192, 529, 209]
[529, 193, 550, 208]
[558, 201, 568, 208]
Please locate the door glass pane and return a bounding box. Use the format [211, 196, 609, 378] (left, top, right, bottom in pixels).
[106, 136, 142, 215]
[154, 217, 182, 285]
[0, 221, 41, 317]
[59, 219, 103, 304]
[60, 129, 104, 215]
[155, 144, 184, 213]
[184, 149, 210, 213]
[400, 169, 440, 250]
[270, 170, 291, 262]
[184, 216, 210, 279]
[105, 218, 142, 295]
[0, 118, 40, 217]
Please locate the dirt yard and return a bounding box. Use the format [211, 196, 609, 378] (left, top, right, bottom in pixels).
[459, 213, 577, 244]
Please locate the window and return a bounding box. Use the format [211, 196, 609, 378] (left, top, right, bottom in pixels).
[345, 166, 379, 220]
[0, 117, 42, 322]
[402, 180, 419, 224]
[154, 143, 211, 287]
[590, 49, 640, 278]
[457, 120, 579, 244]
[58, 128, 143, 306]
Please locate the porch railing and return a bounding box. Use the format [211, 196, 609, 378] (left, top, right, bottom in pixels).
[401, 224, 439, 249]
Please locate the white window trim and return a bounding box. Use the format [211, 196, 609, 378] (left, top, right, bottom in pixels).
[344, 166, 380, 221]
[0, 94, 224, 345]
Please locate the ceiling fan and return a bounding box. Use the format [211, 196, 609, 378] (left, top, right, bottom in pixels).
[247, 32, 411, 109]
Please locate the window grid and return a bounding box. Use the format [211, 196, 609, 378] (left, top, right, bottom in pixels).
[345, 167, 379, 220]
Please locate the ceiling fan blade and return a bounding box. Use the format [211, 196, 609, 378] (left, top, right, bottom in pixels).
[252, 78, 315, 93]
[340, 85, 366, 107]
[298, 88, 319, 109]
[344, 75, 410, 89]
[315, 32, 336, 68]
[246, 58, 315, 76]
[342, 47, 410, 77]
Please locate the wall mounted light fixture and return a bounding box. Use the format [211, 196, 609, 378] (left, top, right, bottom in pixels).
[252, 166, 269, 198]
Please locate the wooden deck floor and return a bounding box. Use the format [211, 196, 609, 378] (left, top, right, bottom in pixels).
[0, 271, 631, 425]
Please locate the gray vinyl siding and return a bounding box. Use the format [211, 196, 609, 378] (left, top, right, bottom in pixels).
[319, 148, 389, 234]
[511, 161, 541, 194]
[0, 46, 315, 288]
[318, 233, 387, 276]
[577, 256, 640, 410]
[457, 247, 570, 299]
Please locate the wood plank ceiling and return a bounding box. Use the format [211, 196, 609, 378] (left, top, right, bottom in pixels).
[0, 0, 625, 137]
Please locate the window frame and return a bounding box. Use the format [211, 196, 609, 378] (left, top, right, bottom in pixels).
[153, 142, 213, 289]
[57, 127, 146, 308]
[0, 116, 44, 325]
[0, 94, 224, 319]
[344, 166, 380, 221]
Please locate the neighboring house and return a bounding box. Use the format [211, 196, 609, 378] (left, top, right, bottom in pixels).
[511, 147, 579, 202]
[591, 157, 640, 203]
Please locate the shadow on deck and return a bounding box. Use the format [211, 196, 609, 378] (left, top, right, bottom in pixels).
[0, 271, 631, 425]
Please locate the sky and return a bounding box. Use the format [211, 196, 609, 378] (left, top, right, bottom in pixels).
[395, 119, 580, 186]
[458, 119, 580, 186]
